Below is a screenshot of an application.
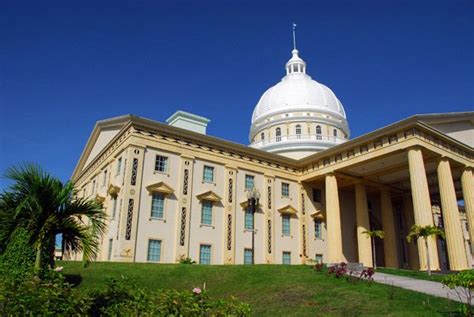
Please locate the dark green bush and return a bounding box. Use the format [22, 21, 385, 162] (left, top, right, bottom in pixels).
[0, 227, 36, 278]
[0, 271, 251, 316]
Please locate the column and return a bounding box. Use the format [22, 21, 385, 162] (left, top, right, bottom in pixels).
[461, 168, 474, 253]
[325, 173, 343, 263]
[355, 183, 373, 267]
[437, 158, 468, 270]
[402, 195, 420, 270]
[381, 189, 399, 268]
[407, 147, 440, 271]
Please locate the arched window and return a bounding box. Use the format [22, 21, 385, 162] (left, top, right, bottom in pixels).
[276, 127, 281, 142]
[295, 125, 301, 139]
[333, 129, 337, 141]
[316, 125, 322, 140]
[260, 132, 265, 141]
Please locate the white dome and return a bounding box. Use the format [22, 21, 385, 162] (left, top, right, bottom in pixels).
[249, 49, 350, 160]
[252, 74, 346, 123]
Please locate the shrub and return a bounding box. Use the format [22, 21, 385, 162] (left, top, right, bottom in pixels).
[178, 255, 197, 264]
[0, 227, 36, 278]
[442, 270, 474, 316]
[0, 270, 251, 316]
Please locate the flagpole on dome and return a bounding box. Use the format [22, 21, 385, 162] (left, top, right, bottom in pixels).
[292, 22, 297, 50]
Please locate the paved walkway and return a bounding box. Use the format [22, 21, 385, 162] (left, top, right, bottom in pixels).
[372, 272, 470, 304]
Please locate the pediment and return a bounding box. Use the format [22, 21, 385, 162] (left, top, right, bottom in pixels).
[278, 204, 298, 215]
[146, 181, 174, 195]
[108, 184, 121, 196]
[95, 193, 106, 203]
[196, 191, 222, 202]
[310, 211, 325, 219]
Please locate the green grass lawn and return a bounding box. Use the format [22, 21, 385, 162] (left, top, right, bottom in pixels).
[376, 267, 448, 283]
[61, 261, 460, 316]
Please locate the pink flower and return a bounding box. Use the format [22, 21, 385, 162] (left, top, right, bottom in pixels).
[54, 266, 63, 272]
[193, 287, 202, 295]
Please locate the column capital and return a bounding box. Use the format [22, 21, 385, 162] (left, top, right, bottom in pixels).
[406, 145, 424, 153]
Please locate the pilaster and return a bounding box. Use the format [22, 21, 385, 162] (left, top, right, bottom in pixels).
[176, 155, 195, 260]
[224, 166, 237, 264]
[461, 168, 474, 254]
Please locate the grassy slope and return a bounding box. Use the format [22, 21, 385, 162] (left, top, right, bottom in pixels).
[61, 261, 459, 316]
[376, 267, 448, 283]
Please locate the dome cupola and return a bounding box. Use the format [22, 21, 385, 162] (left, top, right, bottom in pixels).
[249, 43, 350, 160]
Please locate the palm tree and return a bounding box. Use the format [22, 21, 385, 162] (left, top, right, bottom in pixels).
[0, 163, 107, 273]
[406, 224, 445, 276]
[362, 230, 385, 269]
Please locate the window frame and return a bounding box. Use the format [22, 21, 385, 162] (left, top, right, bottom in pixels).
[201, 200, 213, 226]
[154, 155, 169, 173]
[116, 157, 122, 175]
[282, 251, 291, 265]
[199, 244, 212, 264]
[314, 219, 322, 239]
[150, 192, 165, 219]
[244, 207, 254, 230]
[244, 248, 253, 265]
[282, 215, 291, 235]
[203, 165, 215, 183]
[281, 182, 290, 197]
[147, 239, 162, 262]
[312, 188, 321, 203]
[276, 127, 281, 142]
[245, 174, 255, 191]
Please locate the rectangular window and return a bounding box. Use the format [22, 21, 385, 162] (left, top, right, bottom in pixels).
[244, 248, 253, 265]
[314, 219, 322, 239]
[312, 188, 321, 203]
[107, 239, 113, 261]
[155, 155, 168, 173]
[151, 193, 164, 218]
[282, 215, 291, 235]
[116, 157, 122, 175]
[245, 208, 254, 230]
[147, 239, 161, 262]
[201, 201, 213, 225]
[203, 165, 214, 183]
[315, 254, 323, 264]
[245, 174, 255, 190]
[111, 197, 117, 219]
[102, 170, 107, 187]
[282, 251, 291, 265]
[199, 244, 211, 264]
[281, 182, 290, 197]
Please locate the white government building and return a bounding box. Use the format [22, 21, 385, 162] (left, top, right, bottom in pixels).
[71, 46, 474, 271]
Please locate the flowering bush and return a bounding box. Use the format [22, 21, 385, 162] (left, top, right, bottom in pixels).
[327, 262, 348, 278]
[0, 269, 251, 316]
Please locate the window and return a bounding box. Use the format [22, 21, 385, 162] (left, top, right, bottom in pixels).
[315, 254, 323, 264]
[201, 201, 213, 225]
[199, 244, 211, 264]
[244, 248, 253, 265]
[245, 174, 254, 191]
[296, 125, 301, 139]
[282, 215, 290, 235]
[116, 157, 122, 175]
[151, 193, 164, 218]
[245, 207, 254, 230]
[203, 165, 214, 183]
[276, 127, 281, 142]
[314, 219, 322, 239]
[316, 125, 322, 140]
[102, 170, 107, 187]
[282, 251, 291, 265]
[281, 182, 290, 197]
[155, 155, 168, 173]
[92, 180, 96, 194]
[108, 239, 113, 261]
[333, 129, 337, 141]
[260, 132, 265, 141]
[312, 188, 321, 203]
[111, 197, 117, 219]
[147, 239, 161, 262]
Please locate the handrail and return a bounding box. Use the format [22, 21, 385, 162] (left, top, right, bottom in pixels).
[251, 133, 346, 148]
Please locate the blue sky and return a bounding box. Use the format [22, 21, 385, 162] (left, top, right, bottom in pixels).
[1, 0, 473, 190]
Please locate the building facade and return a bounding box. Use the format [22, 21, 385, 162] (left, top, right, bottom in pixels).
[70, 48, 474, 271]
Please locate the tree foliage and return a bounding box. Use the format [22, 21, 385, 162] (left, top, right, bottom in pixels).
[0, 163, 107, 272]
